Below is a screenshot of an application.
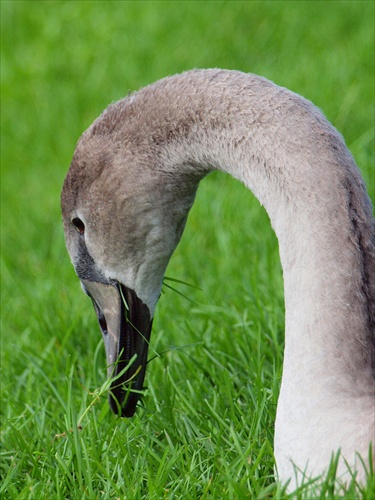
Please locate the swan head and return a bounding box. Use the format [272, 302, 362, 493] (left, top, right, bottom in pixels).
[61, 114, 198, 417]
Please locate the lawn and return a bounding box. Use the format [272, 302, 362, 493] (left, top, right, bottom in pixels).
[1, 1, 374, 498]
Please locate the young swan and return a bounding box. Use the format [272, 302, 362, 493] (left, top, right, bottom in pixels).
[61, 69, 375, 489]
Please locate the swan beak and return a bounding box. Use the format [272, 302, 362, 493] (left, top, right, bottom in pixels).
[81, 279, 152, 417]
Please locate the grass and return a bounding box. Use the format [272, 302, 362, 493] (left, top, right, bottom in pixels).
[1, 1, 374, 498]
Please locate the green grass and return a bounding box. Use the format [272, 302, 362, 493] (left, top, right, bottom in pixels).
[1, 1, 374, 498]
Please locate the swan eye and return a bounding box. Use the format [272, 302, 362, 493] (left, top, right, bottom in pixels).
[72, 217, 85, 235]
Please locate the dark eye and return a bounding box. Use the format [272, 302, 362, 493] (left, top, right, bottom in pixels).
[72, 217, 85, 235]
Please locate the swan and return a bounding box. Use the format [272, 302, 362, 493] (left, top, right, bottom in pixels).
[61, 69, 375, 489]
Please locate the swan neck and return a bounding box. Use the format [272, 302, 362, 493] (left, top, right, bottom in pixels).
[153, 72, 375, 390]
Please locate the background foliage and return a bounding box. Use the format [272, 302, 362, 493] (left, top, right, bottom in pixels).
[1, 1, 374, 498]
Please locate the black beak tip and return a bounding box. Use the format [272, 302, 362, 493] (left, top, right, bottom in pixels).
[109, 396, 130, 417]
[121, 407, 137, 418]
[108, 388, 141, 418]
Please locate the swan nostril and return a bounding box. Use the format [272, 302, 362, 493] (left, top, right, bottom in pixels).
[72, 217, 85, 234]
[98, 310, 108, 335]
